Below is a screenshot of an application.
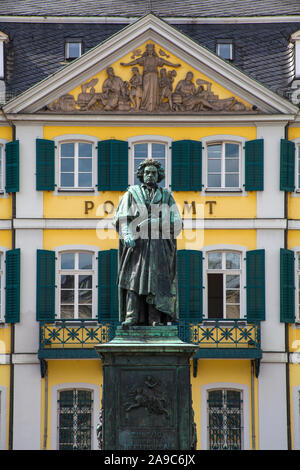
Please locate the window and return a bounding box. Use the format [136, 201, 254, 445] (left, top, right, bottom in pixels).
[297, 145, 300, 189]
[296, 253, 300, 321]
[207, 142, 240, 190]
[0, 145, 3, 191]
[65, 40, 82, 61]
[58, 389, 93, 450]
[207, 389, 243, 450]
[0, 386, 7, 450]
[58, 251, 95, 319]
[216, 41, 233, 60]
[59, 141, 94, 190]
[291, 31, 300, 78]
[0, 253, 3, 321]
[207, 251, 242, 319]
[129, 138, 171, 188]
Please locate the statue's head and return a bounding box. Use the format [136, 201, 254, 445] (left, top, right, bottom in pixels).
[186, 71, 194, 81]
[106, 67, 114, 77]
[136, 159, 165, 185]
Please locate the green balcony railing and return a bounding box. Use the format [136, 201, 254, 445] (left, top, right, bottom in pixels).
[178, 319, 261, 358]
[39, 318, 261, 359]
[38, 319, 119, 359]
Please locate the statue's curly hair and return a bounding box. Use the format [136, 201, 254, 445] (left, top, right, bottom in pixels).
[136, 158, 165, 183]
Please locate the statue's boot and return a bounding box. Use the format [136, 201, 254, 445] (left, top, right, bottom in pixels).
[122, 290, 139, 326]
[148, 304, 163, 326]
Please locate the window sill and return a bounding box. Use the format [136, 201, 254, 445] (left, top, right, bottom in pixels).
[202, 319, 247, 326]
[204, 188, 243, 193]
[57, 188, 96, 192]
[54, 319, 99, 326]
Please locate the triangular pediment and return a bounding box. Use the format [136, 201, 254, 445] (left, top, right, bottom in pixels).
[3, 14, 298, 116]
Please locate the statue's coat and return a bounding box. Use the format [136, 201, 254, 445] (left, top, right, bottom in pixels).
[113, 185, 182, 322]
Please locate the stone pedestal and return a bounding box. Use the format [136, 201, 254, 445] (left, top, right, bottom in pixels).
[95, 326, 198, 450]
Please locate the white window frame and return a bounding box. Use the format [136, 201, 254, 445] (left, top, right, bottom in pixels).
[293, 386, 300, 449]
[0, 386, 7, 450]
[201, 383, 249, 450]
[0, 143, 4, 192]
[292, 139, 300, 192]
[65, 40, 82, 60]
[202, 135, 246, 194]
[203, 245, 247, 320]
[0, 138, 9, 196]
[291, 31, 300, 78]
[54, 135, 98, 193]
[0, 251, 4, 323]
[216, 41, 233, 60]
[0, 31, 8, 80]
[55, 245, 99, 321]
[128, 135, 172, 189]
[295, 250, 300, 322]
[292, 247, 300, 323]
[0, 247, 7, 323]
[51, 383, 100, 450]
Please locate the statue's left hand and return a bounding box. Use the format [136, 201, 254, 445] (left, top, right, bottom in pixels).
[123, 236, 136, 248]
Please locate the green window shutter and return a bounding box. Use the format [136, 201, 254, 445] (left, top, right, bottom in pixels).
[97, 139, 128, 191]
[245, 139, 264, 191]
[36, 138, 55, 190]
[5, 140, 19, 193]
[5, 249, 20, 323]
[171, 140, 202, 191]
[280, 248, 295, 323]
[280, 139, 295, 192]
[177, 250, 203, 323]
[36, 249, 55, 322]
[98, 249, 118, 322]
[246, 249, 265, 322]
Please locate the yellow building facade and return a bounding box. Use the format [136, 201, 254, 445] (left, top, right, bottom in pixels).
[1, 13, 300, 450]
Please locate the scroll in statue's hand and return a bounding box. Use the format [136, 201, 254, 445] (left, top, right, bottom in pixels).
[123, 236, 136, 248]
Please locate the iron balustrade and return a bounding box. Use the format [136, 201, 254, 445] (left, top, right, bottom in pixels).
[39, 319, 260, 357]
[178, 319, 261, 350]
[39, 319, 118, 353]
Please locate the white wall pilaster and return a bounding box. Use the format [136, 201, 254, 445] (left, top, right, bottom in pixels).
[15, 123, 44, 218]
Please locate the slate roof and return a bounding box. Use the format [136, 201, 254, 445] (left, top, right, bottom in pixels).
[1, 20, 298, 103]
[1, 0, 300, 18]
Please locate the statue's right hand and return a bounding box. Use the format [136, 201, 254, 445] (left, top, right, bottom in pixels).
[124, 236, 136, 248]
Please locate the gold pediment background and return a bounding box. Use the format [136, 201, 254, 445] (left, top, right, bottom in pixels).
[45, 41, 255, 114]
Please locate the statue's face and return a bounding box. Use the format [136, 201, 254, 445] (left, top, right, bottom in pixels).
[143, 165, 158, 185]
[146, 44, 154, 55]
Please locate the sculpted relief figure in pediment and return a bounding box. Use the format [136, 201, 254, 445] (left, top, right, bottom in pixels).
[46, 43, 253, 113]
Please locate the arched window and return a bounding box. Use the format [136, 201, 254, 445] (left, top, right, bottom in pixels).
[207, 388, 243, 450]
[58, 388, 93, 450]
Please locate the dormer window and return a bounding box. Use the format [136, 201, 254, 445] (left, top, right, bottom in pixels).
[216, 40, 233, 60]
[65, 40, 82, 61]
[0, 31, 8, 80]
[291, 31, 300, 78]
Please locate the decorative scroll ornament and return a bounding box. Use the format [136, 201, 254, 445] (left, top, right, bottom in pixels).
[46, 43, 254, 113]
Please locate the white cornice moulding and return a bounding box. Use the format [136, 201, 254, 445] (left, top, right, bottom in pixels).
[4, 113, 296, 126]
[12, 218, 287, 230]
[2, 14, 298, 116]
[0, 15, 300, 24]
